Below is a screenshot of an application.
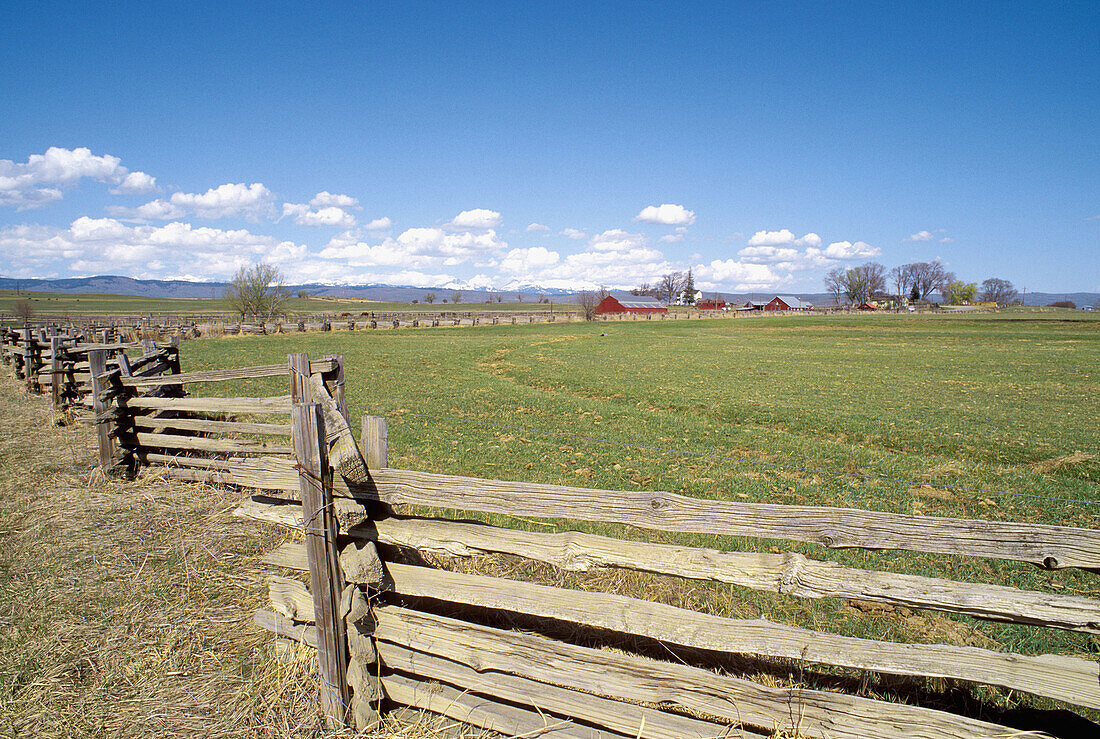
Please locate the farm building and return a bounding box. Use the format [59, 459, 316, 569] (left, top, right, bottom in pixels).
[736, 301, 764, 311]
[858, 302, 877, 311]
[697, 299, 726, 310]
[764, 296, 812, 311]
[594, 293, 668, 315]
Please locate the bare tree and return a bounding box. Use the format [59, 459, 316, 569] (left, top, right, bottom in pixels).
[979, 278, 1017, 304]
[597, 284, 610, 300]
[840, 267, 873, 305]
[576, 291, 600, 320]
[937, 272, 958, 304]
[658, 271, 684, 304]
[14, 298, 34, 322]
[296, 289, 309, 299]
[824, 268, 845, 305]
[451, 292, 462, 304]
[890, 264, 915, 300]
[224, 263, 288, 320]
[516, 292, 523, 303]
[909, 261, 950, 300]
[863, 262, 887, 296]
[424, 292, 436, 304]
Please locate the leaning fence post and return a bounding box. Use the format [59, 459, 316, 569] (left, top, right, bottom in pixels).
[292, 401, 350, 727]
[88, 350, 116, 471]
[325, 354, 348, 423]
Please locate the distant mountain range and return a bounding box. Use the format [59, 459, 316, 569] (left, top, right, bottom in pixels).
[1, 275, 1096, 308]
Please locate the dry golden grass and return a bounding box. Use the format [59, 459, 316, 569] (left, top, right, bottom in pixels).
[0, 375, 485, 739]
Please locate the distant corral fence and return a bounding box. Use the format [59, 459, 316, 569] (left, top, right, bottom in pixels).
[2, 327, 1096, 737]
[0, 305, 820, 342]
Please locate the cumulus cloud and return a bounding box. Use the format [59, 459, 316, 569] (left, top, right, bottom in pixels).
[318, 225, 508, 269]
[310, 191, 359, 209]
[106, 198, 187, 221]
[634, 203, 696, 226]
[738, 245, 800, 262]
[694, 259, 782, 291]
[110, 171, 158, 195]
[169, 182, 276, 220]
[0, 146, 149, 210]
[747, 229, 822, 247]
[822, 240, 880, 259]
[906, 230, 935, 242]
[525, 222, 550, 232]
[362, 216, 393, 230]
[561, 228, 587, 239]
[0, 216, 308, 281]
[499, 247, 560, 274]
[449, 208, 502, 230]
[281, 202, 356, 228]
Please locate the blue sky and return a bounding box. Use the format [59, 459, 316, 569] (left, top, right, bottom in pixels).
[1, 1, 1097, 293]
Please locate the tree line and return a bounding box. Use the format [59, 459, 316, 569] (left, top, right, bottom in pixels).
[824, 260, 1019, 307]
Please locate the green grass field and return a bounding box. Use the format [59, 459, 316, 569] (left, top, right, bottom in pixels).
[0, 288, 577, 316]
[180, 310, 1099, 712]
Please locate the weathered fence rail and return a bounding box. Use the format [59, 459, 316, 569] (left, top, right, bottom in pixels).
[4, 331, 1095, 737]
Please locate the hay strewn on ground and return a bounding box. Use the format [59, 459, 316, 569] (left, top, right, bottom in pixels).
[0, 375, 480, 738]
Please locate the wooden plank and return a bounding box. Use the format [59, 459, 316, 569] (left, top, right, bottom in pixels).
[288, 353, 311, 403]
[142, 453, 231, 470]
[379, 643, 739, 739]
[131, 416, 291, 436]
[361, 416, 387, 469]
[383, 562, 1100, 711]
[375, 606, 1036, 739]
[292, 402, 349, 726]
[88, 350, 116, 470]
[130, 432, 293, 455]
[254, 515, 1100, 633]
[253, 608, 318, 648]
[382, 674, 623, 739]
[364, 468, 1100, 570]
[117, 358, 336, 387]
[325, 354, 347, 422]
[125, 395, 292, 414]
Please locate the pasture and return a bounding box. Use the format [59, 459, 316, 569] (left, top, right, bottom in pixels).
[179, 309, 1100, 706]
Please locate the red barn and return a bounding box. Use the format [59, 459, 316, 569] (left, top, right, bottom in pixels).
[764, 296, 811, 311]
[858, 302, 877, 311]
[697, 299, 726, 311]
[595, 293, 668, 315]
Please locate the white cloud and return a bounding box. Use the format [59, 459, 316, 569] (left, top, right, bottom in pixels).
[694, 259, 783, 291]
[822, 240, 880, 259]
[169, 182, 276, 220]
[499, 247, 560, 274]
[281, 202, 356, 228]
[310, 191, 359, 209]
[659, 226, 690, 243]
[940, 236, 953, 243]
[561, 228, 587, 239]
[738, 245, 800, 261]
[635, 203, 696, 226]
[449, 208, 502, 230]
[0, 216, 309, 281]
[110, 171, 158, 194]
[525, 222, 550, 232]
[363, 216, 393, 230]
[747, 229, 821, 247]
[106, 198, 187, 221]
[906, 230, 935, 242]
[318, 226, 508, 269]
[0, 146, 144, 210]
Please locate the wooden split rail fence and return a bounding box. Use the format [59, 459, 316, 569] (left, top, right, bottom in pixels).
[14, 339, 1098, 737]
[1, 325, 180, 414]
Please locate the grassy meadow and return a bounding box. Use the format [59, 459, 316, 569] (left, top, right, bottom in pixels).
[180, 310, 1099, 714]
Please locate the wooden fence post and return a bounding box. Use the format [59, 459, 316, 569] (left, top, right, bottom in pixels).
[50, 336, 61, 408]
[292, 402, 350, 727]
[88, 350, 116, 471]
[288, 353, 310, 402]
[361, 416, 388, 470]
[325, 354, 348, 423]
